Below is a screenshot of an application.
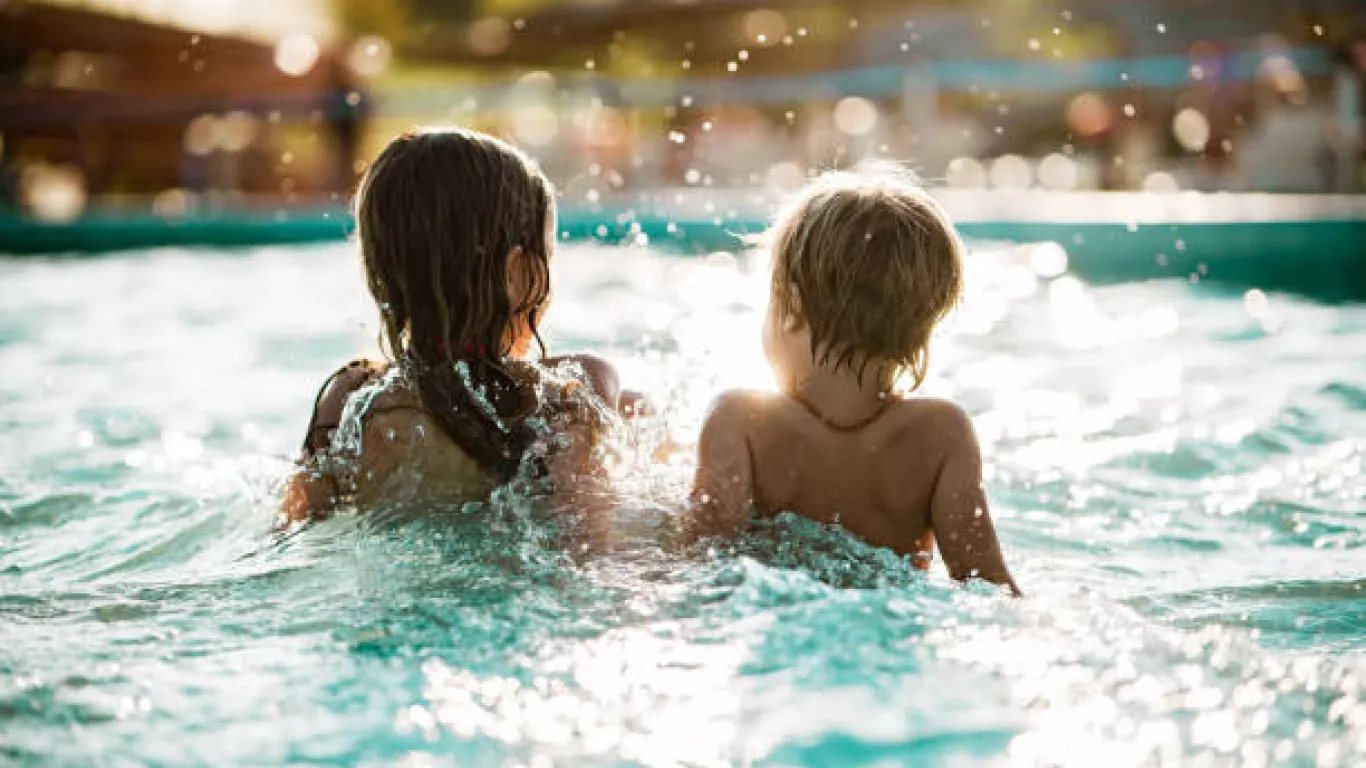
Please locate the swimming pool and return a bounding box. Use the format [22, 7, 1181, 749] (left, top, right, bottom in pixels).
[1, 241, 1362, 766]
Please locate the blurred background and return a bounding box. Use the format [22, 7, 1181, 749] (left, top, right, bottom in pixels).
[2, 0, 1364, 232]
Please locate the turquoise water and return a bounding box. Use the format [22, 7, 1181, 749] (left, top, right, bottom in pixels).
[1, 242, 1363, 766]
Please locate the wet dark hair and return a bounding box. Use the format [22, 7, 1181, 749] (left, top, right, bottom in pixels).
[355, 127, 554, 481]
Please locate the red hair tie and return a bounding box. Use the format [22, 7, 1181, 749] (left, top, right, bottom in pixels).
[434, 341, 488, 358]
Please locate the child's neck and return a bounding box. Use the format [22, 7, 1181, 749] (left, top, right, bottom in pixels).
[788, 364, 894, 425]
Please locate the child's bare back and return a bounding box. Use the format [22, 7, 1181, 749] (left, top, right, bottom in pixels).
[692, 390, 1015, 591]
[282, 355, 619, 522]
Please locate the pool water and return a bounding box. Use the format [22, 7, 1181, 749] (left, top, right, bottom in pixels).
[1, 242, 1363, 766]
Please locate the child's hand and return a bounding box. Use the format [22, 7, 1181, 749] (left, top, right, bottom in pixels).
[544, 354, 650, 419]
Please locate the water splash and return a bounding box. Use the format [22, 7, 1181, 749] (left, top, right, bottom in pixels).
[0, 242, 1362, 764]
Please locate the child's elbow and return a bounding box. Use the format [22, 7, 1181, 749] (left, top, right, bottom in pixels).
[278, 470, 332, 526]
[562, 354, 621, 406]
[951, 566, 1022, 598]
[682, 494, 747, 545]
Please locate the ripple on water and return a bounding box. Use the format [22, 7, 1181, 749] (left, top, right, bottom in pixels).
[1, 246, 1364, 765]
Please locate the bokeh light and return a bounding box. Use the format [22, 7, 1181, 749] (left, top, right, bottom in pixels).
[945, 157, 987, 189]
[1172, 108, 1211, 153]
[1066, 92, 1112, 138]
[742, 9, 787, 47]
[1037, 152, 1079, 190]
[217, 111, 259, 153]
[273, 32, 319, 77]
[347, 35, 392, 79]
[1030, 242, 1070, 277]
[581, 107, 628, 149]
[1142, 171, 1181, 193]
[20, 163, 87, 223]
[833, 97, 879, 136]
[765, 161, 805, 191]
[989, 154, 1033, 190]
[468, 17, 513, 57]
[183, 114, 220, 157]
[1259, 54, 1306, 102]
[512, 104, 559, 147]
[151, 188, 196, 218]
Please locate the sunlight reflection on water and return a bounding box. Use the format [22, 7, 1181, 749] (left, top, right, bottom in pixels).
[0, 240, 1363, 765]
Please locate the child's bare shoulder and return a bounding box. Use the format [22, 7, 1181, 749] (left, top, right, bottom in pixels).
[303, 359, 387, 451]
[886, 397, 979, 450]
[704, 388, 778, 423]
[693, 388, 778, 447]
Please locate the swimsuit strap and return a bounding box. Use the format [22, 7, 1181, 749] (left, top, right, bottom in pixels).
[300, 359, 383, 457]
[791, 392, 893, 433]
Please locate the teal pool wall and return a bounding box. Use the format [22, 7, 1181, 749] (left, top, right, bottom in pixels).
[2, 207, 1364, 300]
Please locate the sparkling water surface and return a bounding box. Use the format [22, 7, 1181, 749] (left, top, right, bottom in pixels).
[1, 242, 1363, 766]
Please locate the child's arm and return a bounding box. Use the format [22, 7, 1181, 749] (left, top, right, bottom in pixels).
[543, 352, 659, 417]
[545, 353, 651, 418]
[278, 361, 379, 525]
[536, 381, 621, 550]
[928, 403, 1021, 596]
[280, 467, 332, 524]
[685, 391, 755, 541]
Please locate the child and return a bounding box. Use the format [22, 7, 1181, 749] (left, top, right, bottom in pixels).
[687, 170, 1020, 595]
[281, 127, 623, 524]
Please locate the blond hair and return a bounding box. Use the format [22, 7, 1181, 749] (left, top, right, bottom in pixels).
[768, 168, 964, 390]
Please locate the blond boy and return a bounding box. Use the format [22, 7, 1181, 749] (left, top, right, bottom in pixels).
[688, 171, 1019, 595]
